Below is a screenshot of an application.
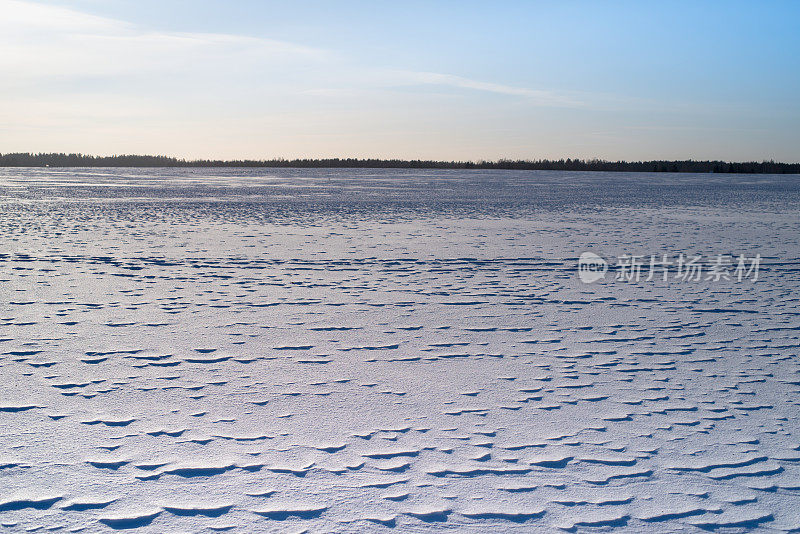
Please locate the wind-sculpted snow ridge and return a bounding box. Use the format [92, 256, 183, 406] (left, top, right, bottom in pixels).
[1, 168, 800, 532]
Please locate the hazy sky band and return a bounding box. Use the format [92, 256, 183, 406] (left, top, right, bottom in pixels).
[1, 0, 798, 162]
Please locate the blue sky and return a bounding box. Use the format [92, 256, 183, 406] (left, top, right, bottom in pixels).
[1, 0, 798, 161]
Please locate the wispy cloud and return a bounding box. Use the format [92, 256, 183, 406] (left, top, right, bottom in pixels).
[385, 70, 582, 106]
[2, 0, 126, 32]
[0, 0, 574, 105]
[0, 0, 330, 83]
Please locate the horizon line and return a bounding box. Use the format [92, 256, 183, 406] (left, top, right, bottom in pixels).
[2, 152, 799, 164]
[1, 153, 799, 174]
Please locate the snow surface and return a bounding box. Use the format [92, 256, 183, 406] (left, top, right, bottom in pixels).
[1, 167, 799, 532]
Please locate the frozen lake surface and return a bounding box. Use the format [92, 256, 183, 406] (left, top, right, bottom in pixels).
[1, 168, 800, 532]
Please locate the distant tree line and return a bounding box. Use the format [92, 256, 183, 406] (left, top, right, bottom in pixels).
[0, 153, 798, 174]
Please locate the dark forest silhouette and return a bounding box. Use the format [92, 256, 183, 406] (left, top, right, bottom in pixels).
[1, 153, 798, 173]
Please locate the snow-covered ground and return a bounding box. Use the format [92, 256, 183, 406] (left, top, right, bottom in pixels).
[1, 168, 799, 532]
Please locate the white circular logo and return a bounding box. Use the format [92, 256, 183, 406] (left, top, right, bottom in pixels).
[578, 252, 607, 283]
